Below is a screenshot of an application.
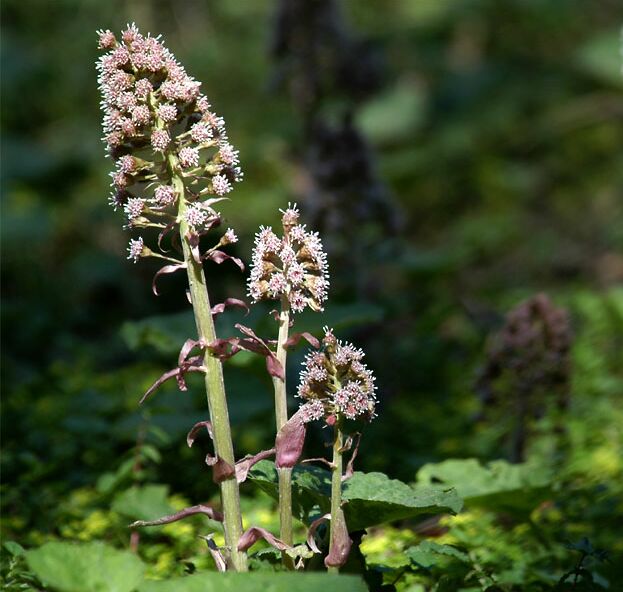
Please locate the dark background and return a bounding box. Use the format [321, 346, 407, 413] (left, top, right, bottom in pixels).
[2, 0, 623, 586]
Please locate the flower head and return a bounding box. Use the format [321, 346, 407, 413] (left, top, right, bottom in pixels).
[248, 203, 329, 313]
[185, 204, 208, 228]
[127, 237, 145, 262]
[297, 328, 377, 423]
[96, 24, 243, 262]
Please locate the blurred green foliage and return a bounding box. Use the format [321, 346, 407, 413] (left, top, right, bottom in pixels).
[2, 0, 623, 590]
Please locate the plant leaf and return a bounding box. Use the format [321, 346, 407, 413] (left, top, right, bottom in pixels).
[283, 332, 320, 350]
[129, 503, 223, 528]
[112, 484, 174, 523]
[211, 298, 249, 317]
[152, 262, 186, 296]
[237, 526, 289, 552]
[235, 448, 275, 483]
[406, 540, 469, 568]
[265, 354, 284, 380]
[343, 471, 463, 530]
[324, 507, 352, 568]
[186, 420, 213, 447]
[275, 408, 307, 469]
[249, 460, 332, 521]
[415, 458, 552, 513]
[137, 572, 367, 592]
[249, 462, 462, 530]
[206, 250, 245, 271]
[26, 541, 144, 592]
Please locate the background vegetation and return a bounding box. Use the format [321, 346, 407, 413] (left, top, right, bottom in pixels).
[2, 1, 622, 590]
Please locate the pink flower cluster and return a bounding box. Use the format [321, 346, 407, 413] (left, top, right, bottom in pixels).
[248, 204, 329, 313]
[297, 328, 377, 423]
[96, 24, 243, 240]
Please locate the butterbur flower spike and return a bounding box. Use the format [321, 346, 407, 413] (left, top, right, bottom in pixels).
[96, 24, 243, 265]
[248, 203, 330, 313]
[297, 327, 377, 423]
[98, 25, 248, 572]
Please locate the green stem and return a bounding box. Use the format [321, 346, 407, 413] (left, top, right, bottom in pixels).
[328, 421, 344, 574]
[170, 155, 247, 572]
[272, 297, 294, 568]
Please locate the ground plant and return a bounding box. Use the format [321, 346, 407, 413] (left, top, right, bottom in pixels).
[2, 5, 622, 592]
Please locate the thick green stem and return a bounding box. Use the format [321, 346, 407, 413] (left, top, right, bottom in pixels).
[170, 156, 247, 572]
[328, 422, 344, 574]
[272, 297, 294, 567]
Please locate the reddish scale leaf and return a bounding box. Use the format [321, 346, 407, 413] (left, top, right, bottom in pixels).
[206, 337, 242, 360]
[206, 249, 245, 271]
[283, 332, 321, 350]
[206, 454, 235, 483]
[307, 514, 331, 554]
[342, 433, 362, 482]
[211, 298, 249, 317]
[325, 508, 352, 568]
[139, 358, 204, 405]
[275, 408, 307, 469]
[178, 338, 205, 366]
[186, 230, 202, 264]
[157, 222, 176, 253]
[235, 449, 275, 483]
[266, 354, 285, 380]
[186, 420, 213, 448]
[237, 526, 290, 552]
[152, 262, 187, 296]
[129, 504, 223, 528]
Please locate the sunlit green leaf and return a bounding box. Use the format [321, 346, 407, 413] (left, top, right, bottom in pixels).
[25, 541, 144, 592]
[138, 571, 367, 592]
[416, 458, 552, 513]
[112, 484, 174, 522]
[406, 540, 469, 568]
[343, 471, 462, 530]
[249, 461, 462, 529]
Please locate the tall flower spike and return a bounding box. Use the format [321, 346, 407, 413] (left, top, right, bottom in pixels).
[248, 203, 330, 313]
[96, 24, 243, 256]
[98, 25, 248, 572]
[298, 328, 377, 423]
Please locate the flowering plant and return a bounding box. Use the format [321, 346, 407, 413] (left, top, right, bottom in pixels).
[95, 24, 460, 582]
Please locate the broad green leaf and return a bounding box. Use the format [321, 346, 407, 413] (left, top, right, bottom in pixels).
[343, 472, 462, 530]
[138, 571, 367, 592]
[25, 541, 144, 592]
[416, 458, 552, 513]
[112, 484, 174, 522]
[249, 460, 332, 520]
[249, 461, 462, 530]
[406, 540, 469, 569]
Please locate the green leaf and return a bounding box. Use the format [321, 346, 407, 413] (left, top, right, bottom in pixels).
[25, 541, 144, 592]
[406, 540, 469, 569]
[138, 572, 367, 592]
[248, 460, 332, 520]
[416, 458, 552, 513]
[249, 462, 462, 529]
[343, 472, 463, 530]
[112, 484, 174, 522]
[3, 541, 25, 557]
